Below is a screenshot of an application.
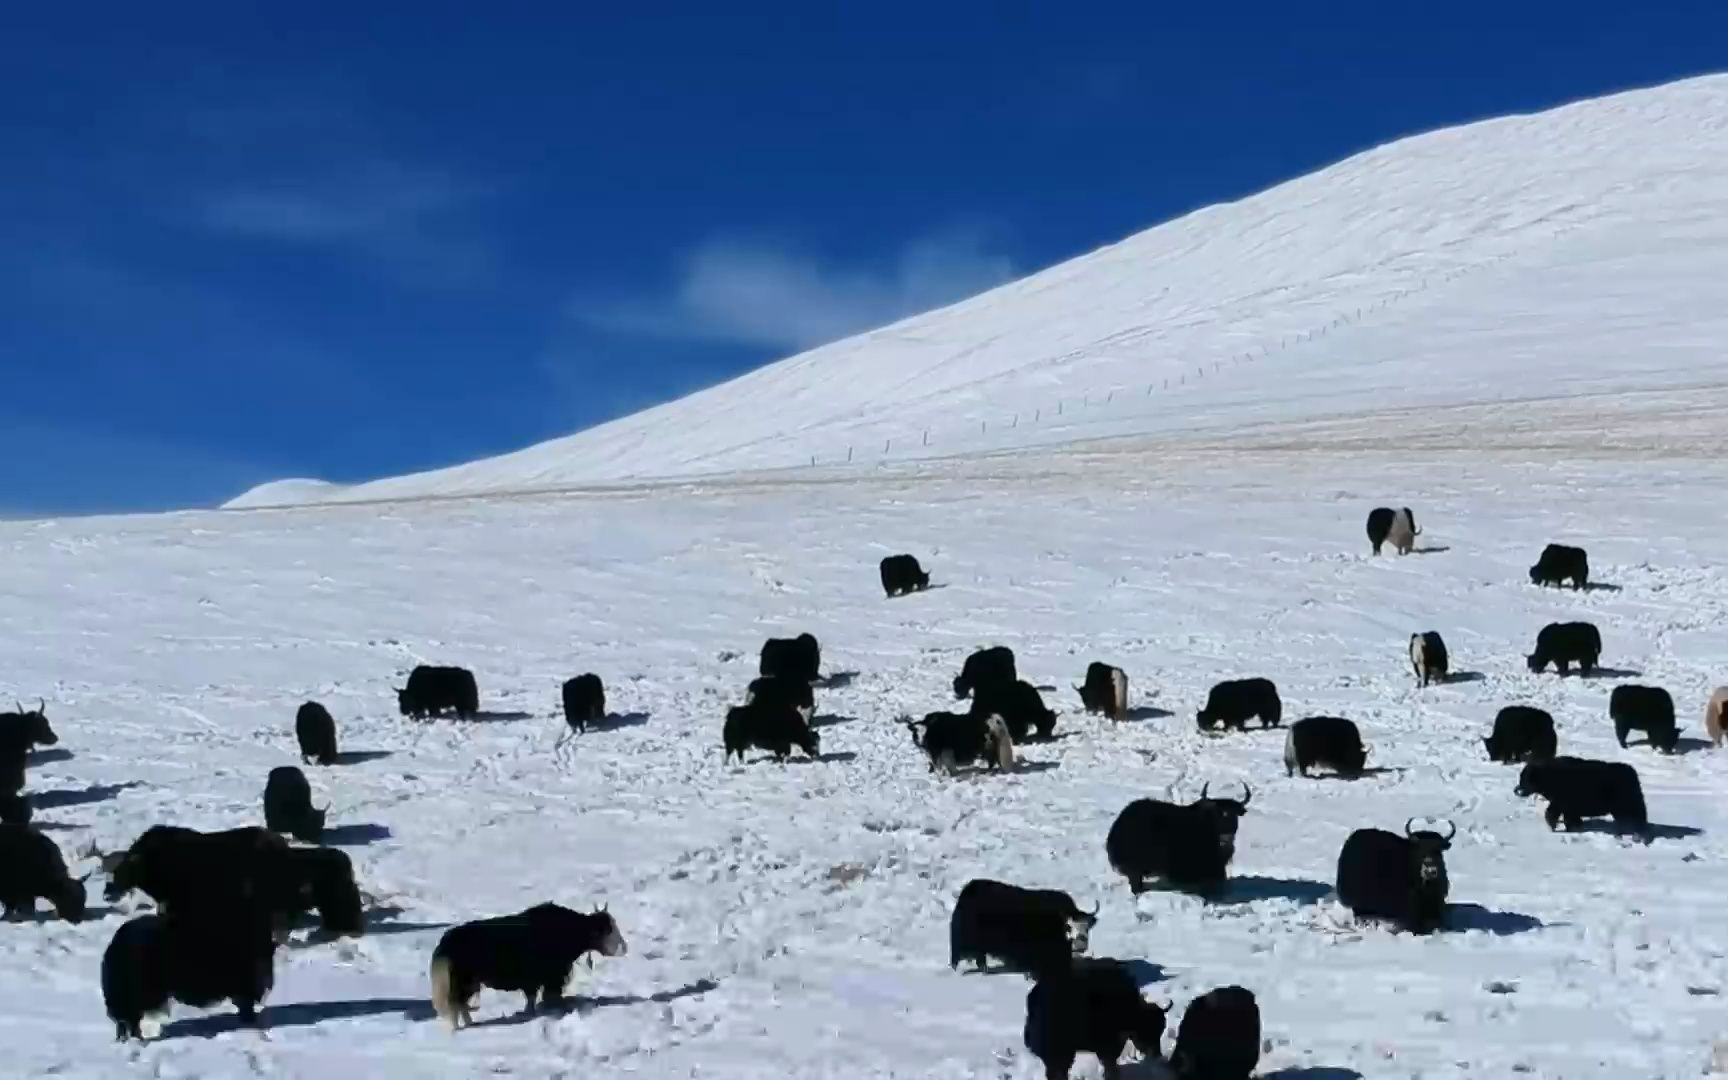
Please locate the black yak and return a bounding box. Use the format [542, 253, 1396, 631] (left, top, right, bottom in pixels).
[1105, 784, 1251, 896]
[973, 678, 1057, 742]
[1526, 621, 1601, 675]
[1283, 716, 1368, 778]
[879, 553, 931, 597]
[1196, 678, 1281, 732]
[723, 701, 819, 763]
[104, 824, 291, 915]
[1610, 684, 1679, 753]
[1023, 957, 1169, 1079]
[0, 823, 85, 922]
[0, 700, 56, 795]
[1529, 543, 1589, 590]
[0, 792, 30, 826]
[1170, 985, 1261, 1080]
[759, 633, 821, 684]
[397, 665, 479, 720]
[949, 878, 1090, 976]
[746, 674, 814, 720]
[1410, 631, 1448, 687]
[561, 673, 606, 734]
[1483, 706, 1557, 763]
[101, 904, 280, 1040]
[430, 902, 626, 1029]
[295, 701, 338, 765]
[1336, 820, 1454, 933]
[953, 645, 1016, 700]
[1516, 756, 1648, 834]
[263, 766, 327, 843]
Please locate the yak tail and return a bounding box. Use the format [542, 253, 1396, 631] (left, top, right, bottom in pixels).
[985, 714, 1016, 770]
[430, 955, 460, 1031]
[1110, 668, 1128, 720]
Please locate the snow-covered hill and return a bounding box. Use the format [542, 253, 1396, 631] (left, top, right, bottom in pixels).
[230, 74, 1728, 509]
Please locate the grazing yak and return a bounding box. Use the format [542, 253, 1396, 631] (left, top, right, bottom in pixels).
[1366, 506, 1419, 556]
[561, 673, 606, 734]
[279, 847, 365, 938]
[295, 701, 338, 766]
[759, 632, 821, 684]
[1484, 706, 1557, 763]
[1105, 784, 1251, 896]
[746, 674, 814, 721]
[397, 665, 479, 720]
[1707, 686, 1728, 748]
[1196, 678, 1281, 733]
[1170, 985, 1261, 1080]
[879, 553, 931, 597]
[263, 766, 327, 843]
[1024, 957, 1169, 1080]
[430, 901, 626, 1029]
[0, 792, 29, 826]
[973, 678, 1057, 742]
[723, 701, 819, 763]
[0, 700, 58, 795]
[1284, 716, 1368, 778]
[1336, 819, 1454, 934]
[1610, 684, 1679, 753]
[0, 823, 86, 922]
[1526, 621, 1601, 676]
[904, 712, 1014, 774]
[1076, 662, 1129, 721]
[1516, 756, 1648, 834]
[954, 645, 1017, 700]
[1529, 543, 1589, 590]
[101, 903, 280, 1040]
[104, 825, 292, 923]
[949, 878, 1094, 976]
[1410, 631, 1449, 687]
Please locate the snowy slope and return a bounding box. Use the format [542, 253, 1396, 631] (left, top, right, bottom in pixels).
[228, 74, 1728, 508]
[7, 446, 1728, 1079]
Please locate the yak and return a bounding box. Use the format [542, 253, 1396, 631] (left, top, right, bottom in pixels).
[0, 823, 86, 922]
[1336, 819, 1455, 934]
[430, 902, 626, 1029]
[1024, 957, 1169, 1079]
[904, 711, 1014, 774]
[295, 701, 338, 765]
[1105, 784, 1251, 896]
[397, 665, 479, 720]
[102, 903, 280, 1040]
[561, 673, 606, 734]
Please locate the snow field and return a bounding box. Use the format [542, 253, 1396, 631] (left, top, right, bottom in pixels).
[4, 447, 1728, 1077]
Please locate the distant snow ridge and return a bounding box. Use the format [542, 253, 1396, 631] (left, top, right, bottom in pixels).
[227, 73, 1728, 509]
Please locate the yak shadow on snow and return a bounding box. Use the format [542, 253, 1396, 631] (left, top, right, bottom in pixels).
[470, 710, 535, 722]
[321, 823, 392, 847]
[1012, 760, 1061, 775]
[589, 711, 651, 732]
[32, 781, 142, 810]
[811, 714, 856, 729]
[815, 672, 858, 689]
[1582, 582, 1624, 593]
[766, 751, 858, 766]
[331, 750, 393, 765]
[1119, 959, 1168, 988]
[472, 979, 721, 1028]
[27, 748, 73, 766]
[1264, 1069, 1368, 1080]
[1575, 667, 1641, 680]
[1439, 670, 1486, 684]
[1444, 904, 1546, 936]
[1302, 766, 1405, 782]
[1564, 820, 1703, 842]
[162, 996, 435, 1038]
[1122, 706, 1175, 722]
[1410, 545, 1451, 555]
[1211, 875, 1332, 907]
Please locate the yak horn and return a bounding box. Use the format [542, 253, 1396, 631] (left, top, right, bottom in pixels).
[1404, 816, 1419, 837]
[1238, 782, 1252, 807]
[1085, 899, 1100, 917]
[1199, 781, 1209, 800]
[1441, 819, 1457, 842]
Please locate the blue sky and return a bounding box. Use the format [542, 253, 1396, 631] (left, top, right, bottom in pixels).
[3, 4, 1724, 514]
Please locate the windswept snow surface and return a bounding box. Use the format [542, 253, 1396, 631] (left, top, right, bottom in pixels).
[8, 443, 1728, 1078]
[228, 73, 1728, 508]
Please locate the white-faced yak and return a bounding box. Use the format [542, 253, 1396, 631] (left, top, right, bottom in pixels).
[1024, 957, 1169, 1079]
[0, 823, 85, 922]
[397, 665, 480, 720]
[295, 701, 338, 766]
[101, 902, 280, 1040]
[1335, 820, 1454, 934]
[429, 902, 627, 1030]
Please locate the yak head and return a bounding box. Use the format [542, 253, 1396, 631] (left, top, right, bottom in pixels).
[14, 700, 56, 747]
[1402, 507, 1419, 534]
[1404, 818, 1455, 885]
[1194, 710, 1220, 733]
[394, 687, 415, 716]
[1483, 735, 1505, 762]
[799, 726, 821, 759]
[1196, 782, 1252, 841]
[900, 717, 929, 750]
[1130, 997, 1172, 1062]
[1524, 651, 1547, 673]
[52, 872, 88, 923]
[593, 903, 628, 957]
[103, 850, 140, 902]
[1514, 761, 1552, 798]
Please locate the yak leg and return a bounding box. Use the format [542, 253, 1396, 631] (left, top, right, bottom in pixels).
[1043, 1052, 1076, 1079]
[521, 987, 540, 1013]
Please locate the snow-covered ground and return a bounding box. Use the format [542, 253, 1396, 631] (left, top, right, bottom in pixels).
[229, 73, 1728, 507]
[6, 441, 1728, 1078]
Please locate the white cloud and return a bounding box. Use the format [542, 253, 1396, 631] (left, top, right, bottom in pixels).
[574, 229, 1016, 351]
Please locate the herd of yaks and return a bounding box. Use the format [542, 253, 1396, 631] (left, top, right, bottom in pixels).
[0, 504, 1721, 1077]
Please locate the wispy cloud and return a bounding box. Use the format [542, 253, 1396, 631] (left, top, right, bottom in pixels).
[573, 228, 1017, 352]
